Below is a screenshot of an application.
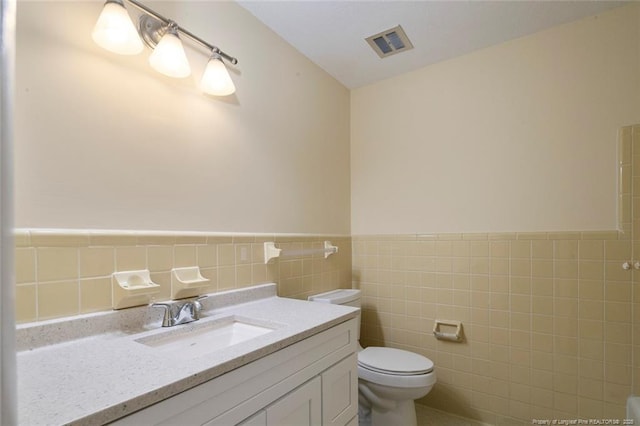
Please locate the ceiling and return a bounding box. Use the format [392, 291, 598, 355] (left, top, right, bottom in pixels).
[236, 1, 629, 89]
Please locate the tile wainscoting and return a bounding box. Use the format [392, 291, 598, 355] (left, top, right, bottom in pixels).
[353, 231, 631, 424]
[14, 230, 351, 323]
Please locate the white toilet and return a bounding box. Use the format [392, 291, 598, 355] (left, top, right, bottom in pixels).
[309, 289, 436, 426]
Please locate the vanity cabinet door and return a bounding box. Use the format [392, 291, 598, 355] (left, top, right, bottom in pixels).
[266, 376, 321, 426]
[321, 353, 358, 426]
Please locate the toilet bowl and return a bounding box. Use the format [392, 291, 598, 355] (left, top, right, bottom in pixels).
[357, 346, 436, 426]
[309, 289, 436, 426]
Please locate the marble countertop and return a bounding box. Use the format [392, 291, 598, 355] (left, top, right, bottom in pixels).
[17, 284, 358, 425]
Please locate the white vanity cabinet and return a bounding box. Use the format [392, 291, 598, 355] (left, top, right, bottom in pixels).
[238, 377, 321, 426]
[112, 318, 358, 426]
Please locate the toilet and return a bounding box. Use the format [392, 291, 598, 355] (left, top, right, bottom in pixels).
[309, 289, 436, 426]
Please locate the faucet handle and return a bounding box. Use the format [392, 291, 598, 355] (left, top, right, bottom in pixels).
[192, 295, 207, 318]
[151, 302, 173, 327]
[151, 302, 171, 310]
[195, 295, 208, 309]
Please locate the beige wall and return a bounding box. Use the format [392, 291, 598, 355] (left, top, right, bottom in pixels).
[351, 4, 640, 235]
[350, 4, 640, 423]
[353, 127, 637, 421]
[15, 1, 351, 234]
[13, 1, 353, 323]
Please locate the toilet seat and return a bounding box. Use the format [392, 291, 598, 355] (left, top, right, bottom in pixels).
[357, 347, 436, 389]
[358, 347, 433, 375]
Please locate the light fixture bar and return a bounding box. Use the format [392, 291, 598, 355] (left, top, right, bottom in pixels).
[125, 0, 238, 65]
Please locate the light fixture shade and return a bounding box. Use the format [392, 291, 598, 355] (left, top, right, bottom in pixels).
[200, 55, 235, 96]
[92, 0, 143, 55]
[148, 30, 191, 78]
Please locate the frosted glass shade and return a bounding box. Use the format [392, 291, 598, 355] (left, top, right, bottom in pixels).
[200, 56, 235, 96]
[148, 31, 191, 78]
[92, 0, 143, 55]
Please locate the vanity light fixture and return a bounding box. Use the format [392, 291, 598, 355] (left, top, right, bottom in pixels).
[92, 0, 144, 55]
[200, 53, 236, 96]
[148, 22, 191, 78]
[92, 0, 238, 96]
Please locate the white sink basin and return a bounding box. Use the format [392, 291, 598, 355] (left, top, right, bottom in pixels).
[135, 316, 277, 359]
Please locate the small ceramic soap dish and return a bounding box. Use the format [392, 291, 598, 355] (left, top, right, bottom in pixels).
[112, 269, 161, 310]
[171, 266, 210, 300]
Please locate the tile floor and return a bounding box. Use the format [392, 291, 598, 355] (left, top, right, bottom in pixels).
[416, 404, 488, 426]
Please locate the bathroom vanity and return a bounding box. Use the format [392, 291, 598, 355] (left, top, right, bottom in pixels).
[115, 318, 357, 425]
[16, 284, 359, 425]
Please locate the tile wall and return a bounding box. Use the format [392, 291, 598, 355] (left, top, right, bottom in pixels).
[353, 231, 630, 424]
[352, 125, 640, 424]
[632, 125, 640, 397]
[14, 231, 351, 323]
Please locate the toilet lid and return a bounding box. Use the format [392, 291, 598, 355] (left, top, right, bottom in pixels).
[358, 347, 434, 376]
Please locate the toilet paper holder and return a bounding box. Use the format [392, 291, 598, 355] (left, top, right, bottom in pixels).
[433, 319, 463, 342]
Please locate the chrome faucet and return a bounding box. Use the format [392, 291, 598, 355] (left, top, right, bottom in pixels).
[152, 296, 207, 327]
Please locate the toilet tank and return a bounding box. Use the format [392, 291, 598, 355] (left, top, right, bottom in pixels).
[308, 289, 361, 340]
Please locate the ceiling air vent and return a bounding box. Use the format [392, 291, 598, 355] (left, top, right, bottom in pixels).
[365, 25, 414, 59]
